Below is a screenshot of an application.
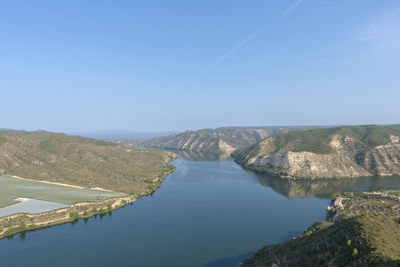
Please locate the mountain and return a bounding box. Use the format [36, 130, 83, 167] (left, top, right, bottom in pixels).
[0, 129, 175, 194]
[71, 130, 176, 141]
[232, 125, 400, 179]
[132, 126, 317, 154]
[240, 213, 400, 266]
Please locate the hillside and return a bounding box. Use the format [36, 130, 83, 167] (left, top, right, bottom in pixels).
[232, 125, 400, 179]
[131, 126, 316, 154]
[241, 190, 400, 266]
[0, 130, 175, 194]
[240, 213, 400, 266]
[327, 190, 400, 222]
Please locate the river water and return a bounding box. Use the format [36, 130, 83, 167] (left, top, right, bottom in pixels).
[1, 154, 400, 267]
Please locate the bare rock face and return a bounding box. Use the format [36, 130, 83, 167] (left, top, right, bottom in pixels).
[284, 150, 370, 178]
[232, 126, 400, 179]
[365, 142, 400, 176]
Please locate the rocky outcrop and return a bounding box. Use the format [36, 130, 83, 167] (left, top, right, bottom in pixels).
[232, 125, 400, 179]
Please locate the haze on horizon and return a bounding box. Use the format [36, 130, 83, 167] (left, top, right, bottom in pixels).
[1, 0, 399, 133]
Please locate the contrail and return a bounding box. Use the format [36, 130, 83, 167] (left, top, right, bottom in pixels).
[203, 29, 262, 73]
[201, 0, 303, 73]
[280, 0, 303, 17]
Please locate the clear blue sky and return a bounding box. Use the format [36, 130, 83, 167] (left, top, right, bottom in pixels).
[1, 0, 399, 132]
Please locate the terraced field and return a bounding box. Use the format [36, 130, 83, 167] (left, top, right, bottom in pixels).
[0, 175, 123, 211]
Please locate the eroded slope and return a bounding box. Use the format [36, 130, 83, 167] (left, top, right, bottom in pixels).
[232, 125, 400, 179]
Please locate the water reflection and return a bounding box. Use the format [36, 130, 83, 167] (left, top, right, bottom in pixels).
[168, 149, 232, 161]
[256, 174, 400, 199]
[19, 231, 26, 241]
[171, 150, 400, 199]
[136, 146, 233, 161]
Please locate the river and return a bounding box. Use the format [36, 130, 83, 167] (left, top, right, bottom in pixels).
[1, 153, 400, 267]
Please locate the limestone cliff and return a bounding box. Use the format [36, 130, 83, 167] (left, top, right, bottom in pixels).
[232, 125, 400, 179]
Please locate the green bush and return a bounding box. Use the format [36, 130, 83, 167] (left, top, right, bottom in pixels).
[19, 220, 26, 231]
[69, 211, 79, 218]
[352, 248, 358, 257]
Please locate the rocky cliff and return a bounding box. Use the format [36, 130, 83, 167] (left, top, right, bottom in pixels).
[232, 125, 400, 179]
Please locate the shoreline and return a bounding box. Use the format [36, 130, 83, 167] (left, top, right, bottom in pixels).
[232, 157, 400, 180]
[0, 195, 134, 239]
[0, 161, 176, 240]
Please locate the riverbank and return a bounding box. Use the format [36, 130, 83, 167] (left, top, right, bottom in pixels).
[0, 162, 176, 240]
[240, 190, 400, 266]
[0, 156, 331, 267]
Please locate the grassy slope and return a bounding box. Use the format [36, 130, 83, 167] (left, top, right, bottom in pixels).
[241, 214, 400, 266]
[0, 130, 175, 194]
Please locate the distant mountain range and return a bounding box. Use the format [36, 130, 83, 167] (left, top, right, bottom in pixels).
[130, 126, 318, 154]
[70, 130, 176, 141]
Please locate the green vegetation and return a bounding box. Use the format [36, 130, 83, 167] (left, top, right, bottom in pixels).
[242, 189, 400, 266]
[241, 214, 400, 266]
[328, 191, 400, 221]
[353, 248, 359, 257]
[69, 211, 79, 219]
[19, 220, 26, 231]
[0, 194, 136, 240]
[0, 129, 176, 194]
[0, 136, 6, 145]
[253, 125, 400, 155]
[272, 127, 335, 154]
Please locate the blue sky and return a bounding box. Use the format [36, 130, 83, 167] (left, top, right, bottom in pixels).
[1, 0, 399, 132]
